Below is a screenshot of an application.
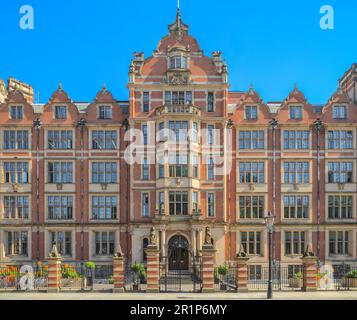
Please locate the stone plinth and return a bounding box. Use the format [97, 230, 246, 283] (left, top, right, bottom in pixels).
[201, 244, 216, 293]
[145, 245, 160, 293]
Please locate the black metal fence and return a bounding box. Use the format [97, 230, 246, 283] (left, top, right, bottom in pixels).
[60, 262, 113, 291]
[332, 265, 357, 291]
[248, 265, 303, 291]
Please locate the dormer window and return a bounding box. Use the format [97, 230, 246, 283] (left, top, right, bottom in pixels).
[333, 105, 347, 119]
[245, 106, 258, 120]
[169, 55, 188, 69]
[99, 106, 112, 119]
[54, 106, 67, 120]
[10, 106, 23, 120]
[290, 106, 303, 120]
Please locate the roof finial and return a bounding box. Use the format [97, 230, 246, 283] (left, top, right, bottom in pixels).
[178, 0, 180, 10]
[58, 83, 63, 91]
[102, 82, 107, 92]
[294, 83, 299, 91]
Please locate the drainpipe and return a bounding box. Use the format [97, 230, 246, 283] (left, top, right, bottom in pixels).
[226, 119, 234, 263]
[270, 119, 279, 263]
[314, 119, 323, 266]
[33, 118, 41, 262]
[122, 118, 130, 268]
[77, 118, 86, 285]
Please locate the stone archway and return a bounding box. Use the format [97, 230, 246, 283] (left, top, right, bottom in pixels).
[167, 235, 189, 271]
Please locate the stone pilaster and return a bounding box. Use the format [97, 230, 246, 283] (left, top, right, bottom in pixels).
[201, 243, 216, 293]
[145, 244, 160, 293]
[46, 244, 62, 293]
[113, 250, 125, 293]
[236, 246, 250, 292]
[301, 246, 318, 292]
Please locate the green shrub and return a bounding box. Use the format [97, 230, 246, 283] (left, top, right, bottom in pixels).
[61, 265, 80, 279]
[85, 261, 96, 269]
[346, 270, 357, 279]
[131, 262, 146, 280]
[214, 267, 219, 281]
[217, 264, 228, 276]
[108, 275, 114, 284]
[294, 272, 303, 280]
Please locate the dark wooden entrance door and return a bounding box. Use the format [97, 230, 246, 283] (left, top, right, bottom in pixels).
[168, 235, 189, 271]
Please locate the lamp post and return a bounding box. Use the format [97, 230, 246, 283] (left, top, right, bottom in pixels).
[264, 211, 275, 299]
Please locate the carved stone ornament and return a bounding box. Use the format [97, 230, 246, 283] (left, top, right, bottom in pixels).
[303, 244, 315, 258]
[149, 227, 157, 246]
[114, 245, 123, 258]
[12, 183, 19, 192]
[237, 244, 248, 258]
[168, 72, 190, 85]
[48, 243, 61, 258]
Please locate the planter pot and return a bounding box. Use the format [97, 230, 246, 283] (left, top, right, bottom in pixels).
[341, 278, 357, 288]
[61, 278, 81, 288]
[87, 277, 93, 287]
[289, 278, 302, 288]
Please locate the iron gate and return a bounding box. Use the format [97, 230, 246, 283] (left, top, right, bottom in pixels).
[159, 254, 202, 293]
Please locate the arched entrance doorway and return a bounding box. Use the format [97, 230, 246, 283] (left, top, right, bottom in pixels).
[168, 235, 189, 271]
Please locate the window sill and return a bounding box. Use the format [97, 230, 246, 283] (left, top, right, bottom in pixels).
[46, 219, 75, 223]
[5, 255, 29, 259]
[90, 220, 120, 223]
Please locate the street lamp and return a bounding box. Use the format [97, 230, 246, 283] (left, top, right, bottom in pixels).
[264, 211, 275, 299]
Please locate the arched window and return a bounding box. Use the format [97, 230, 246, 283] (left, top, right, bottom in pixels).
[143, 238, 149, 262]
[169, 55, 188, 69]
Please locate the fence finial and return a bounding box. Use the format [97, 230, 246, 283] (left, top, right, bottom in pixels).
[237, 244, 248, 258]
[303, 244, 315, 258]
[48, 242, 60, 258]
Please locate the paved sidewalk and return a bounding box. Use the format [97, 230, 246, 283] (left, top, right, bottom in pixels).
[0, 291, 357, 300]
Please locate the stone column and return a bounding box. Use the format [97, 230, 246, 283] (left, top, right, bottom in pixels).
[236, 245, 250, 292]
[197, 228, 202, 256]
[191, 229, 197, 257]
[160, 229, 166, 258]
[145, 227, 160, 293]
[113, 249, 125, 293]
[301, 246, 318, 292]
[46, 244, 62, 293]
[201, 227, 216, 293]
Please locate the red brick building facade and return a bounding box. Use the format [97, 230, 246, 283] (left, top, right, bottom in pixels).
[0, 9, 356, 273]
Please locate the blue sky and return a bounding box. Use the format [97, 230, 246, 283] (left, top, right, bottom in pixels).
[0, 0, 356, 104]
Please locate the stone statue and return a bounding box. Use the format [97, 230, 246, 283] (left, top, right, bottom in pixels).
[149, 227, 157, 246]
[204, 227, 212, 245]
